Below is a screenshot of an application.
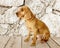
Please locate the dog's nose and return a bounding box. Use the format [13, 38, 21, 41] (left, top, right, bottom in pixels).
[16, 12, 18, 15]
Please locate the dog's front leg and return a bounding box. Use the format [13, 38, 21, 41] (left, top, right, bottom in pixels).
[31, 29, 37, 46]
[24, 31, 31, 42]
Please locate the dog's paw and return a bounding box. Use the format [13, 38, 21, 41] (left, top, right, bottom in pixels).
[31, 42, 36, 46]
[40, 39, 45, 43]
[40, 40, 45, 43]
[24, 38, 29, 42]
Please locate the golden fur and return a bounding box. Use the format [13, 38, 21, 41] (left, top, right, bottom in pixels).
[16, 6, 50, 46]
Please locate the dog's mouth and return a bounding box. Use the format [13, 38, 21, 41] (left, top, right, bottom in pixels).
[20, 15, 24, 20]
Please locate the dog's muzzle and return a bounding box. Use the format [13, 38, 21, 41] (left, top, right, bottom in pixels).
[16, 12, 18, 16]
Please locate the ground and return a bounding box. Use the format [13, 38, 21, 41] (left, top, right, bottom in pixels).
[0, 35, 60, 48]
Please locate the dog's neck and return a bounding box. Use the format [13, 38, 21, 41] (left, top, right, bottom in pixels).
[25, 14, 35, 21]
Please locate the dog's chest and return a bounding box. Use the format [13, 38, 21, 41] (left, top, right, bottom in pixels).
[25, 20, 35, 31]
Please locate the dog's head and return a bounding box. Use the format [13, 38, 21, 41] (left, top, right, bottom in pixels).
[16, 6, 33, 20]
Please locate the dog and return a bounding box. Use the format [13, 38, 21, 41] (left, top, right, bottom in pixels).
[16, 6, 50, 46]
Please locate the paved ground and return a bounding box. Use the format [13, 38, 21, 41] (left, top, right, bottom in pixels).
[0, 35, 60, 48]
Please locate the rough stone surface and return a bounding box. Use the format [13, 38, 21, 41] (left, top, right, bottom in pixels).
[0, 0, 24, 6]
[0, 7, 9, 14]
[0, 0, 60, 37]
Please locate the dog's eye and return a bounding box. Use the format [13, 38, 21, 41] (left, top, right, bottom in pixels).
[21, 8, 24, 11]
[22, 15, 24, 17]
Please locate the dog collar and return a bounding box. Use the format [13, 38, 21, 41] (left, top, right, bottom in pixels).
[26, 15, 35, 21]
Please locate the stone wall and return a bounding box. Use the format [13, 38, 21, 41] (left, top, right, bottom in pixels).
[0, 0, 60, 37]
